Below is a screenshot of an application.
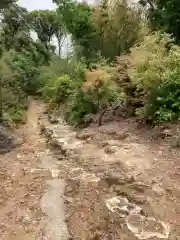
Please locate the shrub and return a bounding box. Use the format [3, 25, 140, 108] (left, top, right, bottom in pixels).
[83, 69, 120, 108]
[0, 50, 29, 124]
[146, 72, 180, 123]
[38, 56, 86, 85]
[129, 32, 180, 123]
[40, 74, 72, 106]
[12, 52, 39, 94]
[65, 68, 120, 124]
[39, 57, 86, 110]
[129, 32, 171, 92]
[39, 57, 121, 125]
[4, 109, 27, 125]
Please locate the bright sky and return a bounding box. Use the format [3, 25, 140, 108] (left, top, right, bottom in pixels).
[18, 0, 56, 11]
[18, 0, 95, 10]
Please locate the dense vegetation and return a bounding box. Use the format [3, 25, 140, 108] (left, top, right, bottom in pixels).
[1, 0, 180, 126]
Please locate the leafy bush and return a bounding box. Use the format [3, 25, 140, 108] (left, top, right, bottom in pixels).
[11, 52, 39, 94]
[0, 50, 29, 124]
[40, 74, 72, 106]
[146, 81, 180, 123]
[83, 69, 120, 107]
[129, 32, 180, 123]
[64, 68, 120, 124]
[65, 90, 97, 124]
[39, 57, 121, 125]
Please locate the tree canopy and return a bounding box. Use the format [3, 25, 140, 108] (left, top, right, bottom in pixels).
[139, 0, 180, 42]
[0, 0, 15, 9]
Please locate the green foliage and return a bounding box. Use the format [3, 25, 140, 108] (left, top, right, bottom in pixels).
[0, 51, 28, 124]
[56, 0, 142, 62]
[129, 32, 171, 92]
[129, 32, 180, 123]
[4, 0, 180, 128]
[39, 57, 120, 124]
[40, 74, 72, 105]
[0, 3, 51, 64]
[93, 1, 142, 61]
[0, 1, 54, 124]
[139, 0, 180, 43]
[38, 56, 85, 87]
[0, 0, 15, 9]
[10, 52, 39, 94]
[1, 4, 30, 51]
[29, 9, 65, 55]
[57, 0, 97, 61]
[66, 68, 120, 124]
[146, 81, 180, 123]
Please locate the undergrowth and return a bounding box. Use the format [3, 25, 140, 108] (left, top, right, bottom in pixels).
[39, 32, 180, 126]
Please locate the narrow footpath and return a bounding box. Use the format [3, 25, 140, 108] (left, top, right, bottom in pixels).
[0, 101, 69, 240]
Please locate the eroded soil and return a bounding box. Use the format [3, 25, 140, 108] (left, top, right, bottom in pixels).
[40, 113, 180, 239]
[1, 100, 180, 239]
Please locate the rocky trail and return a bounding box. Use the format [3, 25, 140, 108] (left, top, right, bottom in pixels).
[1, 100, 180, 239]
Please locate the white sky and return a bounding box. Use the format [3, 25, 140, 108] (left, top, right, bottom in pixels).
[18, 0, 56, 11]
[18, 0, 95, 10]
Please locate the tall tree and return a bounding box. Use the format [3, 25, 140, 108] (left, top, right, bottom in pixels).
[139, 0, 180, 42]
[0, 0, 15, 9]
[29, 9, 65, 55]
[94, 0, 142, 60]
[56, 0, 98, 61]
[55, 0, 141, 62]
[1, 4, 30, 51]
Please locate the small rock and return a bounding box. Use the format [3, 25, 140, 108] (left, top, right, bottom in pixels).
[76, 131, 92, 140]
[65, 185, 74, 194]
[165, 186, 173, 193]
[103, 233, 114, 240]
[101, 141, 109, 147]
[114, 187, 130, 197]
[102, 140, 122, 147]
[64, 196, 73, 204]
[104, 146, 119, 154]
[162, 128, 172, 137]
[131, 194, 148, 204]
[117, 132, 129, 140]
[130, 182, 150, 192]
[22, 215, 31, 223]
[49, 138, 61, 147]
[48, 114, 59, 124]
[96, 166, 107, 174]
[102, 172, 126, 185]
[152, 183, 165, 196]
[19, 199, 25, 204]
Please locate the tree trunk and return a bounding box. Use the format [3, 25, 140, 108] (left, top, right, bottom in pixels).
[0, 77, 3, 122]
[58, 38, 61, 56]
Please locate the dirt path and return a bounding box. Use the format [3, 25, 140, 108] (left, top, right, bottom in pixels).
[0, 101, 69, 240]
[1, 100, 180, 239]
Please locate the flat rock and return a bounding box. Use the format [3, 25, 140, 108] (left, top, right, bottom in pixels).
[102, 172, 134, 186]
[76, 131, 92, 140]
[104, 145, 119, 154]
[130, 182, 150, 192]
[127, 214, 170, 239]
[130, 194, 148, 205]
[105, 196, 170, 239]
